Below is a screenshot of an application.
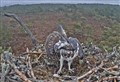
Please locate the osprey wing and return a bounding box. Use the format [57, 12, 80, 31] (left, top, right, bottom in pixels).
[45, 31, 67, 56]
[68, 37, 84, 59]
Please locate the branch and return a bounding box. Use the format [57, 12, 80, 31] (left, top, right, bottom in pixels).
[106, 65, 118, 71]
[6, 60, 32, 82]
[4, 13, 39, 47]
[6, 76, 19, 82]
[77, 61, 104, 80]
[28, 57, 36, 79]
[97, 76, 120, 82]
[20, 51, 46, 56]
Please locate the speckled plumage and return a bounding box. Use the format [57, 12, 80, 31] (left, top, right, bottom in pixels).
[45, 25, 84, 75]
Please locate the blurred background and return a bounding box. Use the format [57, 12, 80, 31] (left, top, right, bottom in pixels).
[0, 0, 120, 54]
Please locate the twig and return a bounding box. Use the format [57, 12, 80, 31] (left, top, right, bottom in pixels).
[6, 76, 19, 82]
[28, 57, 36, 79]
[1, 63, 11, 82]
[35, 52, 44, 62]
[106, 65, 118, 71]
[7, 60, 32, 82]
[20, 52, 43, 56]
[28, 78, 45, 82]
[97, 76, 120, 82]
[100, 65, 120, 76]
[1, 53, 11, 82]
[77, 61, 104, 80]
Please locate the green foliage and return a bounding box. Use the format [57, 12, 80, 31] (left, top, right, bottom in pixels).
[0, 46, 12, 54]
[84, 25, 94, 36]
[74, 23, 82, 29]
[74, 23, 94, 36]
[0, 25, 12, 47]
[100, 23, 120, 51]
[1, 4, 120, 51]
[85, 37, 94, 44]
[2, 4, 120, 21]
[74, 23, 83, 33]
[0, 46, 3, 54]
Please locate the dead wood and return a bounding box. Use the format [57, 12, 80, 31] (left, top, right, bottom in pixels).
[77, 61, 104, 80]
[6, 60, 32, 82]
[28, 57, 36, 79]
[4, 13, 39, 47]
[97, 76, 120, 82]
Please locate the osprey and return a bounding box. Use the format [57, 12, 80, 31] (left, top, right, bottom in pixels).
[45, 25, 84, 76]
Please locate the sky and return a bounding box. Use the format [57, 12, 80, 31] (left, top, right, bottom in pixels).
[1, 0, 120, 7]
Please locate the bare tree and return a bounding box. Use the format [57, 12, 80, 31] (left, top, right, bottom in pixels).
[4, 13, 39, 47]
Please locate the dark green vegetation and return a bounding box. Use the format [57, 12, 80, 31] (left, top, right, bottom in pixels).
[0, 4, 120, 52]
[2, 4, 120, 21]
